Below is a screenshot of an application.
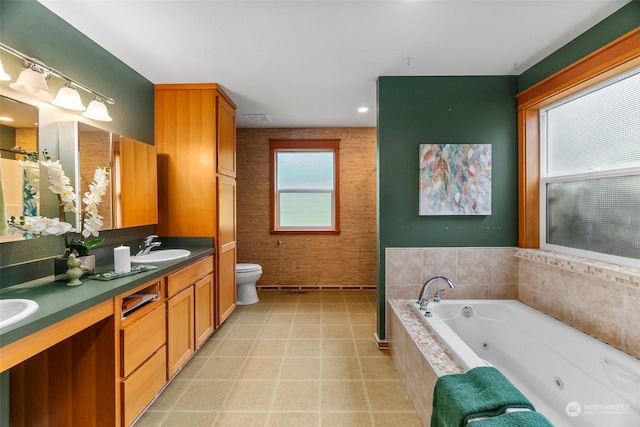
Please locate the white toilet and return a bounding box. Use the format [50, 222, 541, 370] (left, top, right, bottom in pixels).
[235, 263, 262, 305]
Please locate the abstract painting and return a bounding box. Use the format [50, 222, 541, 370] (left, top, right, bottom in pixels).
[419, 144, 491, 215]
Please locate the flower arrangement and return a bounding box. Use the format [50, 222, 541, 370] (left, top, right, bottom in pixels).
[7, 150, 109, 256]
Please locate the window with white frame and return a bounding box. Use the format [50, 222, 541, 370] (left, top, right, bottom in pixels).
[270, 139, 340, 234]
[540, 67, 640, 267]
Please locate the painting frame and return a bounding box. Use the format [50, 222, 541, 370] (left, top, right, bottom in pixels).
[419, 143, 492, 216]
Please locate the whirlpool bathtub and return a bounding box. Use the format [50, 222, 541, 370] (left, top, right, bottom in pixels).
[409, 300, 640, 426]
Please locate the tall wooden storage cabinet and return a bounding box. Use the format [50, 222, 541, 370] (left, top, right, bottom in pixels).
[155, 84, 237, 327]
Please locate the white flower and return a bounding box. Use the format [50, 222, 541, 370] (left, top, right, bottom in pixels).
[81, 167, 109, 239]
[40, 159, 77, 214]
[7, 216, 75, 237]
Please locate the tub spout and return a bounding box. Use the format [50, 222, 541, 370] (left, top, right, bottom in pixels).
[418, 276, 455, 314]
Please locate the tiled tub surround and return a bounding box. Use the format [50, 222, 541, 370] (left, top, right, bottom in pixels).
[387, 300, 463, 425]
[385, 247, 519, 302]
[386, 247, 640, 425]
[516, 249, 640, 360]
[385, 247, 640, 360]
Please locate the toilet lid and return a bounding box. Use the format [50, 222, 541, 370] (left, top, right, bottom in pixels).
[236, 263, 262, 273]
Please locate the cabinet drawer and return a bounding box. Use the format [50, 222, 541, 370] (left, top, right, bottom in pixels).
[121, 303, 166, 377]
[166, 256, 214, 298]
[122, 345, 167, 427]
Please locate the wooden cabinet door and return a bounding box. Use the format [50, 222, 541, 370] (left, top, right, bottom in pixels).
[121, 345, 166, 427]
[217, 93, 236, 177]
[121, 303, 166, 378]
[155, 86, 217, 237]
[194, 273, 214, 348]
[118, 137, 158, 227]
[217, 175, 236, 326]
[166, 286, 194, 378]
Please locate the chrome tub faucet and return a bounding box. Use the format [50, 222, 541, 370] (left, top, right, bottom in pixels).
[417, 276, 455, 316]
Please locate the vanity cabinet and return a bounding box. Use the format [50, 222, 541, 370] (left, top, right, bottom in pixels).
[165, 255, 214, 378]
[155, 84, 237, 328]
[118, 279, 166, 426]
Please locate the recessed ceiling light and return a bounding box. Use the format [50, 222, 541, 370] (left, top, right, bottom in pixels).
[357, 107, 369, 113]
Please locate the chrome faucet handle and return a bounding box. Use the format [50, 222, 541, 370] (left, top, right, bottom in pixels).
[143, 234, 159, 244]
[433, 288, 446, 303]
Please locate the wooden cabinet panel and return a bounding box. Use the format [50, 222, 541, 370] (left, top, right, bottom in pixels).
[218, 244, 236, 325]
[194, 273, 215, 348]
[155, 87, 217, 237]
[166, 286, 195, 378]
[217, 175, 236, 325]
[155, 83, 237, 328]
[121, 304, 165, 377]
[166, 256, 214, 298]
[122, 345, 166, 427]
[118, 137, 158, 228]
[217, 94, 236, 177]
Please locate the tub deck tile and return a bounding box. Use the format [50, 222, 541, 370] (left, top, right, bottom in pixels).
[388, 300, 463, 376]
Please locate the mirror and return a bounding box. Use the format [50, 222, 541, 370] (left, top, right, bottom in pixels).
[0, 96, 39, 242]
[113, 134, 158, 228]
[59, 124, 157, 231]
[59, 121, 113, 233]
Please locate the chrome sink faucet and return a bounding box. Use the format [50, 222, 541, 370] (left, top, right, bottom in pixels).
[137, 235, 161, 256]
[417, 276, 455, 316]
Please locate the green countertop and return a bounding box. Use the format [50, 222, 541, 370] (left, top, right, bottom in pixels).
[0, 246, 215, 348]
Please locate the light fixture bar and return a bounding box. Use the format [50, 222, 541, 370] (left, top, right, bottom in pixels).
[0, 42, 115, 105]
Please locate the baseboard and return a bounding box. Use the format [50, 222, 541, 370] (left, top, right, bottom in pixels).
[374, 333, 389, 350]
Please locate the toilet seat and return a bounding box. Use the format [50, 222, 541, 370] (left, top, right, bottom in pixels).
[236, 263, 262, 273]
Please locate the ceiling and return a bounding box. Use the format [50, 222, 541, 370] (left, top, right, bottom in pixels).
[38, 0, 630, 128]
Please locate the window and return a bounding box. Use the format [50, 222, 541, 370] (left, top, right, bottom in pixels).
[270, 139, 340, 234]
[540, 67, 640, 267]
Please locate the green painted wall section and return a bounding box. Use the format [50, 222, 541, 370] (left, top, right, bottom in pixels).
[519, 1, 640, 92]
[375, 3, 639, 340]
[377, 76, 519, 248]
[376, 76, 519, 337]
[0, 0, 154, 276]
[0, 0, 154, 143]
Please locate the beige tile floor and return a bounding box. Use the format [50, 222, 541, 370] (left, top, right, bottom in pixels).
[135, 290, 422, 426]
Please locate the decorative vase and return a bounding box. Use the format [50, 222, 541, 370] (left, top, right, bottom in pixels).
[66, 254, 84, 286]
[54, 254, 96, 281]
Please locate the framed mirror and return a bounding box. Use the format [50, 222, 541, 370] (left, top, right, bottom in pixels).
[59, 121, 113, 233]
[0, 95, 39, 242]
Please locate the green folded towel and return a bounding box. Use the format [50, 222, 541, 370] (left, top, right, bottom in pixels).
[467, 410, 554, 426]
[430, 367, 536, 427]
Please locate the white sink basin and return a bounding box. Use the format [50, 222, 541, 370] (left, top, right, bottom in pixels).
[130, 249, 191, 264]
[0, 299, 39, 329]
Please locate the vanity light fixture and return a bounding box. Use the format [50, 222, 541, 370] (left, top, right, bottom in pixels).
[51, 82, 86, 111]
[0, 42, 115, 117]
[0, 58, 10, 81]
[9, 64, 53, 101]
[357, 106, 369, 113]
[82, 97, 113, 122]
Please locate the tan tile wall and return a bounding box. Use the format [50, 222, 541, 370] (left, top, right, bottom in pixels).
[516, 249, 640, 360]
[385, 247, 519, 302]
[236, 128, 377, 290]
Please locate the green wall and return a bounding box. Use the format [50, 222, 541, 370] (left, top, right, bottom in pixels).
[376, 76, 519, 337]
[376, 2, 639, 339]
[0, 0, 154, 277]
[519, 1, 640, 92]
[0, 0, 154, 142]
